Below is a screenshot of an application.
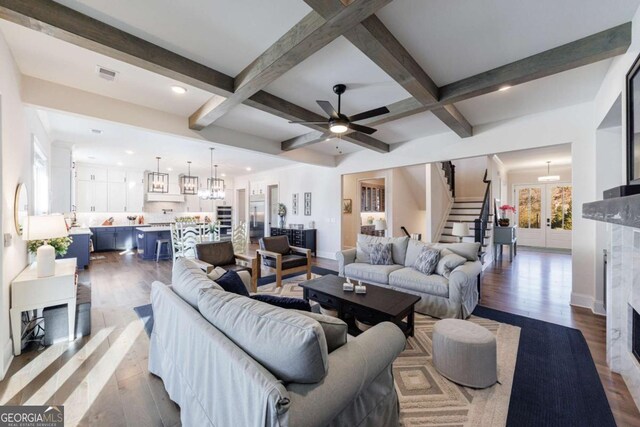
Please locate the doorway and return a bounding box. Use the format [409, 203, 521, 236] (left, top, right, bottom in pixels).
[267, 184, 279, 232]
[514, 183, 572, 249]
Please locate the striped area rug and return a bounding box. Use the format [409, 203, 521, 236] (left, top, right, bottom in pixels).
[258, 274, 521, 427]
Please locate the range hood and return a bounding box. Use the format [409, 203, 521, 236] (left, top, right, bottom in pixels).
[145, 193, 185, 203]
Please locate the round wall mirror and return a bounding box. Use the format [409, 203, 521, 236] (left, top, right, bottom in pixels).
[14, 183, 29, 235]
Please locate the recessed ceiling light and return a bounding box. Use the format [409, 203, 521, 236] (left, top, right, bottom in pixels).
[125, 150, 134, 155]
[325, 138, 331, 141]
[221, 173, 226, 177]
[498, 85, 511, 92]
[171, 85, 187, 94]
[167, 167, 173, 171]
[246, 167, 252, 171]
[117, 162, 123, 166]
[91, 128, 103, 134]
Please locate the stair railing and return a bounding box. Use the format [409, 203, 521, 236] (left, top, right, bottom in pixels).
[474, 170, 491, 245]
[401, 226, 421, 241]
[441, 161, 456, 198]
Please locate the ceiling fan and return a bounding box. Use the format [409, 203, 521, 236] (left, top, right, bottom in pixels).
[288, 84, 389, 135]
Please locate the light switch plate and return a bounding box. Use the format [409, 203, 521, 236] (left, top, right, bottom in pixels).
[4, 233, 12, 247]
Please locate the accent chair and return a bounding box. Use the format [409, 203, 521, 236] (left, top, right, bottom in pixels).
[258, 235, 311, 288]
[195, 241, 258, 292]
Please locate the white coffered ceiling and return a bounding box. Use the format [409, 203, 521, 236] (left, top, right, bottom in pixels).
[0, 0, 639, 162]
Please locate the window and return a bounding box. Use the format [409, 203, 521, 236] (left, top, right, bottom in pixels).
[518, 187, 541, 229]
[33, 137, 49, 215]
[550, 185, 572, 230]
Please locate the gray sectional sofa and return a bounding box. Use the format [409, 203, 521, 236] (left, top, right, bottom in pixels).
[149, 258, 406, 427]
[337, 235, 482, 319]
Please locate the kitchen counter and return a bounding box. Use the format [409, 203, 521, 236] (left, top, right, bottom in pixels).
[136, 226, 171, 232]
[88, 224, 150, 229]
[69, 227, 93, 236]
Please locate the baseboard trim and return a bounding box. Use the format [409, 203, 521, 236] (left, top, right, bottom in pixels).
[593, 300, 606, 316]
[570, 292, 594, 310]
[1, 338, 13, 381]
[316, 250, 336, 260]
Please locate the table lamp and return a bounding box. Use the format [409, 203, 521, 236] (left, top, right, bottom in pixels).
[24, 215, 69, 277]
[374, 219, 387, 236]
[451, 222, 469, 243]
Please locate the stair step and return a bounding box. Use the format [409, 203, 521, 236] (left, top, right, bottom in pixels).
[449, 208, 482, 215]
[440, 233, 489, 240]
[453, 200, 484, 203]
[448, 212, 493, 217]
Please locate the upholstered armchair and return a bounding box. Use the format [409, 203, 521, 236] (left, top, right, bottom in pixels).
[195, 241, 258, 292]
[257, 235, 311, 288]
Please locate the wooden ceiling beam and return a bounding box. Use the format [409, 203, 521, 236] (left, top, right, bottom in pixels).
[189, 0, 392, 130]
[305, 1, 473, 138]
[0, 0, 234, 96]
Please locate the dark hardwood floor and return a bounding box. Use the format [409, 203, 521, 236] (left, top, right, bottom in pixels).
[0, 247, 638, 426]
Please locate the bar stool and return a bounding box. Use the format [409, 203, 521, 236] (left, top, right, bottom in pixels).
[156, 239, 171, 262]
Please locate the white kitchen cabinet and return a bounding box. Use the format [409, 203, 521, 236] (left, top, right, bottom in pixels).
[108, 182, 127, 212]
[108, 169, 127, 183]
[76, 165, 107, 182]
[93, 182, 109, 212]
[126, 171, 144, 212]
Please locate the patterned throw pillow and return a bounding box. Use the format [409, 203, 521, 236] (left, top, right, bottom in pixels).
[413, 246, 440, 275]
[369, 243, 394, 265]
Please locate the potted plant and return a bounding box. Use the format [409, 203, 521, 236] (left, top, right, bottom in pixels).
[28, 236, 73, 257]
[278, 203, 287, 228]
[498, 204, 516, 227]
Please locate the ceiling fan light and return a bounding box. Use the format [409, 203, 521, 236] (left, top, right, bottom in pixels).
[329, 119, 349, 134]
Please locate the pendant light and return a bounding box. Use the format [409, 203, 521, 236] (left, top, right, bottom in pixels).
[198, 148, 225, 200]
[180, 161, 198, 195]
[537, 161, 560, 182]
[148, 157, 169, 193]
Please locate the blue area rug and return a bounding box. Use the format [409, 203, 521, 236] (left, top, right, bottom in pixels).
[134, 270, 615, 426]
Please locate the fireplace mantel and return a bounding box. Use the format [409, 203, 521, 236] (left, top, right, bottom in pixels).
[582, 193, 640, 227]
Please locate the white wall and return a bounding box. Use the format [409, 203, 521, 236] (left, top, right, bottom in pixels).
[506, 165, 573, 205]
[425, 163, 452, 242]
[0, 32, 51, 379]
[390, 166, 425, 239]
[235, 165, 341, 259]
[451, 156, 488, 198]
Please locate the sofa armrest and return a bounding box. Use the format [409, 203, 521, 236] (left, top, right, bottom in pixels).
[191, 258, 214, 274]
[448, 261, 482, 302]
[336, 248, 357, 277]
[286, 322, 405, 427]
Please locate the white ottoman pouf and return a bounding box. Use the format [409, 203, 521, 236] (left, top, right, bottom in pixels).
[432, 319, 497, 388]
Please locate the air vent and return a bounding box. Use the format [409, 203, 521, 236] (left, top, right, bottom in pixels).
[96, 65, 117, 81]
[91, 129, 102, 134]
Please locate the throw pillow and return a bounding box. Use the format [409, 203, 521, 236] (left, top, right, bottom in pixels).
[216, 270, 250, 297]
[206, 266, 227, 281]
[436, 249, 467, 278]
[295, 310, 347, 352]
[370, 242, 394, 265]
[250, 294, 311, 312]
[413, 246, 440, 275]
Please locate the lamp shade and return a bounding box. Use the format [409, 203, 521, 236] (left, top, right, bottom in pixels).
[451, 222, 469, 237]
[374, 219, 387, 231]
[23, 215, 68, 241]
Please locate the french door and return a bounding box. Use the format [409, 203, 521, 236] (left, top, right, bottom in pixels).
[514, 183, 572, 249]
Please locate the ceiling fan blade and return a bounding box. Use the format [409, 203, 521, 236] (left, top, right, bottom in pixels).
[316, 100, 339, 118]
[348, 106, 390, 122]
[349, 123, 378, 135]
[288, 121, 329, 124]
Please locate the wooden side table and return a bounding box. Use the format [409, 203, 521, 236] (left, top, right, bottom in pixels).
[10, 258, 77, 356]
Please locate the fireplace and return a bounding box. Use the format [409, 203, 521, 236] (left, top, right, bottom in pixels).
[634, 307, 640, 364]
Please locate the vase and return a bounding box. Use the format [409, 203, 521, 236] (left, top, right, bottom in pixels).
[279, 216, 285, 228]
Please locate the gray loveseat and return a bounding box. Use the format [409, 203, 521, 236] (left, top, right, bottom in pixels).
[337, 235, 482, 319]
[149, 258, 406, 427]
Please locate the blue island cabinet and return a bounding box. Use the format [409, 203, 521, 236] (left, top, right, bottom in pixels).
[59, 231, 92, 269]
[136, 228, 172, 260]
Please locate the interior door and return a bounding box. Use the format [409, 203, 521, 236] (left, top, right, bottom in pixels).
[268, 185, 279, 229]
[515, 185, 545, 247]
[545, 184, 572, 249]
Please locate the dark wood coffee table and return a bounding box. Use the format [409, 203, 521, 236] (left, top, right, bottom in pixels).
[301, 275, 421, 337]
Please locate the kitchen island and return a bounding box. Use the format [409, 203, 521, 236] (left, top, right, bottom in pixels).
[136, 226, 172, 260]
[60, 227, 93, 269]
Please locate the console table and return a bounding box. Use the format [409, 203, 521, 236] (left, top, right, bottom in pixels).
[493, 226, 517, 262]
[270, 228, 317, 256]
[10, 258, 77, 355]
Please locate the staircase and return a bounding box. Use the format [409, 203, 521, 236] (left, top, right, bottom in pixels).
[439, 200, 492, 248]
